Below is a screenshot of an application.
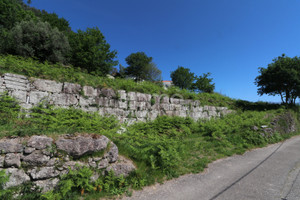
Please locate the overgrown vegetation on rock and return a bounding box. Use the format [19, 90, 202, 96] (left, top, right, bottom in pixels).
[0, 94, 299, 199]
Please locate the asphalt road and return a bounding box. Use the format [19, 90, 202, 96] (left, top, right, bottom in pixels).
[123, 135, 300, 200]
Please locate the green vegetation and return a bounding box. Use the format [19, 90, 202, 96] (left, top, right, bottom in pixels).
[0, 94, 299, 199]
[0, 55, 234, 107]
[255, 54, 300, 105]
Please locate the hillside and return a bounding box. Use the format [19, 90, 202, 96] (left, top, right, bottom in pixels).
[0, 60, 299, 199]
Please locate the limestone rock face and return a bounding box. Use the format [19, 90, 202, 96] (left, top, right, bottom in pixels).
[34, 178, 59, 192]
[29, 167, 60, 180]
[27, 135, 53, 150]
[33, 78, 62, 93]
[22, 150, 50, 166]
[106, 156, 136, 177]
[4, 153, 21, 168]
[55, 135, 109, 157]
[0, 138, 23, 153]
[4, 168, 30, 188]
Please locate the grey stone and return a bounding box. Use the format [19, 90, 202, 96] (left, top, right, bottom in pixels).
[22, 150, 50, 166]
[135, 110, 148, 118]
[105, 142, 118, 163]
[3, 73, 28, 82]
[160, 96, 170, 104]
[118, 90, 127, 100]
[63, 161, 87, 170]
[29, 167, 60, 180]
[24, 147, 35, 154]
[0, 138, 23, 153]
[4, 168, 30, 189]
[55, 135, 109, 158]
[4, 153, 21, 168]
[0, 155, 4, 167]
[128, 100, 137, 110]
[27, 135, 53, 150]
[127, 92, 137, 101]
[83, 86, 98, 97]
[101, 88, 115, 98]
[170, 98, 180, 104]
[29, 91, 49, 104]
[98, 159, 109, 169]
[33, 79, 63, 93]
[35, 178, 59, 192]
[11, 90, 27, 103]
[63, 82, 81, 94]
[105, 156, 136, 177]
[160, 103, 170, 111]
[47, 158, 60, 166]
[79, 96, 95, 107]
[52, 93, 78, 105]
[117, 100, 128, 109]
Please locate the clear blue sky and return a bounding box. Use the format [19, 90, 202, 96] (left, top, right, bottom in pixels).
[31, 0, 300, 103]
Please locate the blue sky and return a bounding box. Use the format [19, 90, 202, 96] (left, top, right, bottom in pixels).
[30, 0, 300, 103]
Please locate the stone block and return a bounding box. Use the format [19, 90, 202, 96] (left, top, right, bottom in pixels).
[52, 93, 78, 105]
[63, 82, 81, 94]
[136, 101, 147, 110]
[127, 92, 136, 101]
[128, 100, 136, 110]
[4, 153, 21, 168]
[29, 91, 49, 104]
[5, 80, 29, 91]
[79, 96, 95, 107]
[4, 168, 30, 189]
[55, 135, 110, 158]
[0, 138, 23, 153]
[11, 90, 27, 103]
[29, 167, 60, 180]
[81, 106, 98, 112]
[0, 156, 4, 167]
[117, 100, 128, 109]
[160, 96, 170, 104]
[101, 88, 115, 98]
[148, 110, 159, 120]
[109, 99, 117, 107]
[33, 78, 63, 93]
[135, 110, 148, 118]
[118, 90, 127, 100]
[22, 150, 50, 166]
[27, 136, 53, 150]
[160, 103, 170, 111]
[209, 110, 217, 117]
[83, 86, 98, 97]
[35, 178, 59, 192]
[170, 98, 180, 104]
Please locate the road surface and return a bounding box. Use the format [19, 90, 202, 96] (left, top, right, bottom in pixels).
[123, 135, 300, 200]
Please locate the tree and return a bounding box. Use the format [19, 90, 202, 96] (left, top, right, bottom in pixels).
[125, 52, 153, 81]
[170, 66, 195, 89]
[68, 27, 118, 76]
[143, 62, 162, 82]
[7, 20, 70, 63]
[255, 54, 300, 105]
[192, 72, 215, 93]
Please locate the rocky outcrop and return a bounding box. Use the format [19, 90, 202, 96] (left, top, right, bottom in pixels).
[0, 73, 232, 123]
[0, 134, 136, 192]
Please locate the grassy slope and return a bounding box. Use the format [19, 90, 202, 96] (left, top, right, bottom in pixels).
[0, 56, 299, 199]
[0, 54, 234, 107]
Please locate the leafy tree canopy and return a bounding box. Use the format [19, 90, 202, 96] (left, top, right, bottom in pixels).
[255, 54, 300, 105]
[68, 27, 118, 76]
[7, 20, 70, 63]
[125, 52, 153, 81]
[192, 72, 215, 93]
[171, 66, 195, 89]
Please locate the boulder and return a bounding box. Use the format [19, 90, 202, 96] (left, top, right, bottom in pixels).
[29, 167, 60, 180]
[55, 135, 110, 158]
[22, 150, 50, 166]
[4, 153, 21, 168]
[27, 135, 53, 150]
[34, 178, 59, 192]
[4, 168, 30, 188]
[0, 138, 23, 153]
[106, 156, 136, 177]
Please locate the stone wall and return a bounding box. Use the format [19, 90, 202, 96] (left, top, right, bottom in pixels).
[0, 134, 135, 192]
[0, 73, 232, 123]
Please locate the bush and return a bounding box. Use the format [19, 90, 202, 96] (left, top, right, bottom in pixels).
[0, 92, 21, 124]
[7, 20, 70, 63]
